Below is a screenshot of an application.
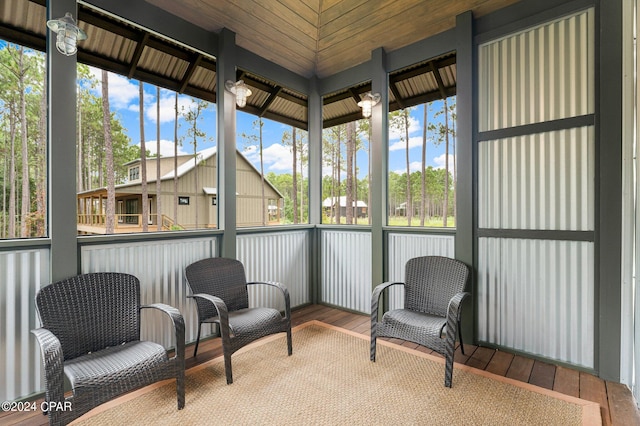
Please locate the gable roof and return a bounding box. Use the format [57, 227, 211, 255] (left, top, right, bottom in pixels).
[79, 146, 284, 198]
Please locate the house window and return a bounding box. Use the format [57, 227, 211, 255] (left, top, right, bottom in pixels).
[129, 166, 140, 181]
[178, 197, 190, 205]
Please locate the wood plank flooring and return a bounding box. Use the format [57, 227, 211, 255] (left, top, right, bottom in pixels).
[3, 304, 639, 425]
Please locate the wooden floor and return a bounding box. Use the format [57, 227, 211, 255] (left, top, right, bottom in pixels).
[4, 304, 640, 425]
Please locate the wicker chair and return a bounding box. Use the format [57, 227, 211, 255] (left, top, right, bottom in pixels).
[32, 273, 185, 426]
[370, 256, 470, 387]
[185, 257, 292, 384]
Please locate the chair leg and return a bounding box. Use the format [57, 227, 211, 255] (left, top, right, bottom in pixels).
[370, 334, 377, 362]
[193, 322, 202, 357]
[224, 350, 233, 384]
[177, 368, 185, 409]
[444, 351, 454, 388]
[286, 327, 293, 356]
[457, 320, 465, 356]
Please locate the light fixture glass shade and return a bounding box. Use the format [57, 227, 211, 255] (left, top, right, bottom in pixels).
[225, 79, 252, 108]
[357, 92, 381, 118]
[47, 12, 87, 56]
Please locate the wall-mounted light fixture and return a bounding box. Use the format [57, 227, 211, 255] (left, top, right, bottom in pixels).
[357, 92, 381, 118]
[225, 80, 252, 108]
[46, 12, 87, 56]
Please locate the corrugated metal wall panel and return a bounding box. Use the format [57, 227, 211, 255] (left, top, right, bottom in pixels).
[477, 238, 594, 368]
[478, 126, 594, 230]
[81, 237, 216, 349]
[237, 231, 311, 310]
[320, 230, 371, 313]
[477, 8, 595, 370]
[386, 233, 456, 309]
[0, 249, 49, 401]
[478, 9, 594, 132]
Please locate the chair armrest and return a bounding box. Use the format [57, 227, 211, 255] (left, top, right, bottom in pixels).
[446, 292, 470, 323]
[247, 281, 291, 319]
[371, 281, 404, 325]
[31, 328, 65, 404]
[189, 293, 230, 341]
[141, 303, 185, 364]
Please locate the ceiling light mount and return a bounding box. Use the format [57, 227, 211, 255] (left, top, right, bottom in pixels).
[225, 79, 252, 108]
[46, 12, 87, 56]
[357, 92, 381, 118]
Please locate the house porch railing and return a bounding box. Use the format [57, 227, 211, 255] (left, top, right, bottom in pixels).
[77, 213, 179, 230]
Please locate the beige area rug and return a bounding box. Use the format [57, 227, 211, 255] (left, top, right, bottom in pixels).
[72, 321, 600, 426]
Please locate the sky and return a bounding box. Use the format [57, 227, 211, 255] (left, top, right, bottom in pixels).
[90, 67, 455, 180]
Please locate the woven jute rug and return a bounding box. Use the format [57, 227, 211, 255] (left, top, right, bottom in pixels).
[73, 321, 600, 425]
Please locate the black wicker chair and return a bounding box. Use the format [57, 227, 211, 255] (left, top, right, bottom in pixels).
[185, 257, 292, 384]
[32, 272, 185, 426]
[371, 256, 470, 387]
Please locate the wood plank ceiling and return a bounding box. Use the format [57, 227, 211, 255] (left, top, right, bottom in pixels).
[0, 0, 519, 129]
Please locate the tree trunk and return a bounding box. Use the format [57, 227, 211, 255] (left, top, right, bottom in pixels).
[420, 103, 427, 227]
[174, 92, 178, 227]
[103, 71, 116, 234]
[443, 98, 449, 227]
[334, 128, 341, 225]
[156, 86, 162, 231]
[345, 121, 355, 225]
[77, 88, 83, 192]
[292, 127, 298, 224]
[404, 109, 412, 226]
[259, 118, 265, 226]
[8, 107, 16, 239]
[19, 47, 29, 237]
[36, 72, 47, 236]
[368, 125, 372, 225]
[139, 81, 149, 232]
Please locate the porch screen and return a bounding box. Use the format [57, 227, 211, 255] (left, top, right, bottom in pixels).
[476, 8, 595, 369]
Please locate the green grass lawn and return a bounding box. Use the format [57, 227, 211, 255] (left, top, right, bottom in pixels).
[322, 216, 456, 227]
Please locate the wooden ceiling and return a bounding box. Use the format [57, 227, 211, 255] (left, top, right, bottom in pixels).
[145, 0, 520, 78]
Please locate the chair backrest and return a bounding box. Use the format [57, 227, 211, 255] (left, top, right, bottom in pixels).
[404, 256, 469, 317]
[184, 258, 250, 318]
[35, 272, 141, 361]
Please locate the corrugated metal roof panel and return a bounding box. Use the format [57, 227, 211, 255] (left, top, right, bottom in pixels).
[0, 0, 455, 129]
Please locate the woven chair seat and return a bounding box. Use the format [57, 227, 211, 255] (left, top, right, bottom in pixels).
[381, 309, 447, 337]
[227, 307, 284, 337]
[65, 341, 169, 390]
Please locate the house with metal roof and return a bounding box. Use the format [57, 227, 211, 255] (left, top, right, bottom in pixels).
[77, 147, 283, 233]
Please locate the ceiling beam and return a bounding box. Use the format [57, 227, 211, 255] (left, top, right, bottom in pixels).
[259, 86, 283, 117]
[428, 60, 448, 99]
[323, 84, 372, 105]
[389, 81, 406, 110]
[128, 33, 149, 79]
[348, 88, 362, 105]
[0, 24, 44, 52]
[179, 53, 203, 93]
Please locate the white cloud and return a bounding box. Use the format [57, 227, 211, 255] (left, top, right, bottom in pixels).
[433, 153, 456, 171]
[388, 115, 421, 140]
[146, 91, 199, 124]
[242, 143, 295, 173]
[89, 67, 138, 110]
[389, 136, 426, 152]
